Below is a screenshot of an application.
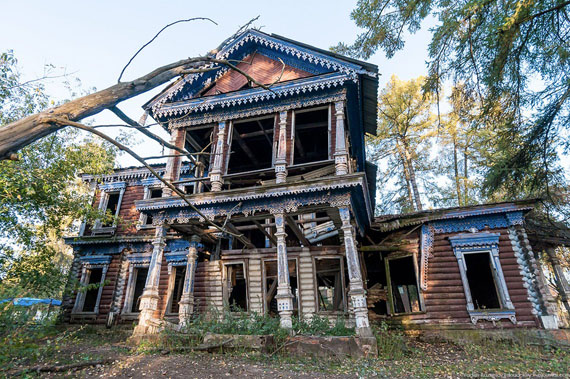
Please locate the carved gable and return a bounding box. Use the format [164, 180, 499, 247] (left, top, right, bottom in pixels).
[203, 53, 312, 96]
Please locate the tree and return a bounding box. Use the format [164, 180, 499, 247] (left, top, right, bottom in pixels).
[0, 51, 117, 298]
[368, 75, 436, 213]
[336, 0, 570, 216]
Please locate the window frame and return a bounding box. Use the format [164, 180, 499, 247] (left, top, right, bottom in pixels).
[72, 257, 111, 315]
[291, 105, 331, 166]
[449, 232, 517, 325]
[92, 182, 126, 235]
[165, 264, 187, 316]
[313, 255, 347, 314]
[138, 180, 163, 229]
[384, 251, 425, 315]
[222, 260, 249, 312]
[122, 253, 152, 315]
[261, 257, 300, 315]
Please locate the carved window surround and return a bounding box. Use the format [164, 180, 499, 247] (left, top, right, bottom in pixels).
[122, 253, 152, 315]
[138, 178, 162, 230]
[72, 255, 112, 315]
[449, 232, 516, 325]
[92, 181, 126, 236]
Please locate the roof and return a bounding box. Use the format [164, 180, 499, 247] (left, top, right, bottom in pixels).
[143, 29, 379, 135]
[373, 200, 537, 232]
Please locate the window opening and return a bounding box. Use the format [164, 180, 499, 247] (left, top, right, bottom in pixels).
[364, 252, 388, 315]
[387, 256, 421, 314]
[293, 108, 329, 164]
[131, 267, 148, 313]
[225, 263, 248, 311]
[227, 117, 275, 174]
[315, 257, 345, 312]
[102, 193, 120, 227]
[264, 259, 298, 315]
[465, 252, 501, 309]
[82, 268, 103, 312]
[169, 266, 186, 313]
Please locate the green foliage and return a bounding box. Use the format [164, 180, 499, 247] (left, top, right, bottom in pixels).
[292, 314, 354, 336]
[372, 322, 409, 359]
[0, 51, 117, 299]
[339, 0, 570, 217]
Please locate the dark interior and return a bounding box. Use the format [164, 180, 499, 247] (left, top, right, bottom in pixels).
[388, 256, 421, 314]
[227, 264, 248, 311]
[315, 257, 344, 312]
[131, 267, 149, 313]
[102, 193, 120, 227]
[465, 252, 501, 309]
[170, 266, 186, 313]
[363, 252, 388, 315]
[294, 108, 329, 164]
[264, 260, 298, 316]
[145, 188, 163, 225]
[227, 117, 275, 174]
[82, 268, 103, 312]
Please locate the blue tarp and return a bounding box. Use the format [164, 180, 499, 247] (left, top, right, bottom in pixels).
[0, 298, 62, 306]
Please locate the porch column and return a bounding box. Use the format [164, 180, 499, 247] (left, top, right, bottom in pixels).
[334, 101, 349, 176]
[338, 206, 372, 337]
[134, 225, 167, 335]
[273, 211, 294, 329]
[275, 111, 288, 184]
[210, 121, 227, 192]
[179, 235, 201, 326]
[163, 127, 186, 196]
[547, 247, 570, 313]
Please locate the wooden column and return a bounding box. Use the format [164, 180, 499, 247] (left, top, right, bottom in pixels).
[178, 235, 201, 326]
[134, 225, 167, 335]
[163, 127, 186, 196]
[338, 206, 372, 336]
[273, 211, 294, 328]
[275, 111, 288, 184]
[210, 121, 227, 192]
[334, 101, 349, 176]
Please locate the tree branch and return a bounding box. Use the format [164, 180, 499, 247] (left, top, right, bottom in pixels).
[118, 17, 217, 82]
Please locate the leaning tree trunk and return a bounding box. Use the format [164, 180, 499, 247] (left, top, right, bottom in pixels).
[0, 56, 212, 160]
[453, 138, 462, 206]
[401, 140, 423, 211]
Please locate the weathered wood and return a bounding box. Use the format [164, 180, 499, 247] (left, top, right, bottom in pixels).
[285, 216, 311, 246]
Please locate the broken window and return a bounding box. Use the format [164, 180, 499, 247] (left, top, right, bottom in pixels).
[293, 107, 329, 165]
[225, 263, 248, 311]
[385, 255, 422, 314]
[363, 252, 388, 315]
[82, 268, 103, 312]
[142, 188, 162, 226]
[315, 257, 346, 312]
[227, 116, 275, 174]
[169, 266, 186, 314]
[464, 252, 502, 309]
[130, 267, 148, 313]
[264, 259, 298, 315]
[101, 192, 121, 227]
[185, 125, 215, 193]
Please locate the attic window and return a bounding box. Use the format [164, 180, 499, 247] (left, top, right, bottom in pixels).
[293, 107, 330, 164]
[227, 116, 275, 174]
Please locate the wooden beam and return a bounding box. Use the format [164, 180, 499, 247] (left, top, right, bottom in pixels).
[231, 127, 258, 164]
[252, 220, 277, 246]
[256, 120, 273, 147]
[226, 222, 255, 249]
[294, 133, 305, 158]
[285, 215, 311, 246]
[239, 129, 274, 138]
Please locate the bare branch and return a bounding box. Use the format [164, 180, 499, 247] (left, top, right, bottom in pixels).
[47, 117, 250, 243]
[210, 16, 260, 54]
[118, 17, 218, 82]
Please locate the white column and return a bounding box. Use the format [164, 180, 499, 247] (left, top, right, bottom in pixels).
[134, 225, 167, 334]
[275, 111, 288, 184]
[210, 121, 227, 192]
[179, 235, 201, 326]
[273, 211, 294, 329]
[338, 206, 372, 337]
[334, 101, 349, 176]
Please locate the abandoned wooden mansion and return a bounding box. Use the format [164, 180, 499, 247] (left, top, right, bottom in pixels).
[63, 30, 570, 336]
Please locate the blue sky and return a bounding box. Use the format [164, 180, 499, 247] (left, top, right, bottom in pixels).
[1, 0, 433, 166]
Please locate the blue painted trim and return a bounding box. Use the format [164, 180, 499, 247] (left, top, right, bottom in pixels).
[79, 255, 112, 265]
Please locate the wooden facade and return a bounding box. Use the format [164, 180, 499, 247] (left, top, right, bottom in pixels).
[63, 30, 566, 334]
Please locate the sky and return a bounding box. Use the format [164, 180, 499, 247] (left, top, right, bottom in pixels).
[0, 0, 433, 167]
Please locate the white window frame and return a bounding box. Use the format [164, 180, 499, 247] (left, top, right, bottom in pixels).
[291, 105, 331, 166]
[165, 264, 186, 316]
[72, 257, 110, 315]
[449, 232, 517, 325]
[222, 260, 249, 312]
[92, 181, 126, 234]
[122, 254, 152, 315]
[138, 179, 162, 229]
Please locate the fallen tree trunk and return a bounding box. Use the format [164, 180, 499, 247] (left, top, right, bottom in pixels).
[0, 56, 211, 160]
[10, 358, 115, 375]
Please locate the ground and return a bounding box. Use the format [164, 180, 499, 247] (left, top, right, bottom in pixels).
[2, 325, 569, 377]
